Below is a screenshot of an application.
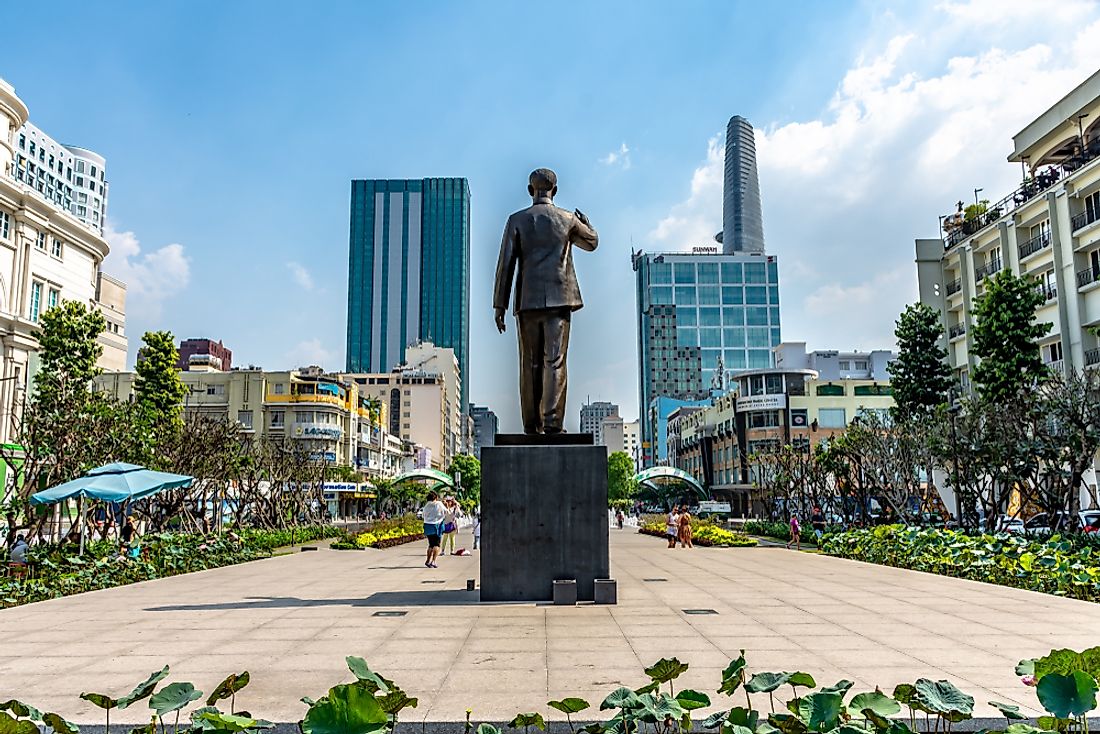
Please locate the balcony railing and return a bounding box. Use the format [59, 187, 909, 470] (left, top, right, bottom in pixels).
[1035, 283, 1057, 302]
[1045, 359, 1065, 375]
[1073, 206, 1100, 232]
[1077, 266, 1100, 289]
[1086, 348, 1100, 367]
[974, 258, 1003, 281]
[941, 145, 1100, 250]
[1019, 231, 1051, 260]
[948, 323, 966, 340]
[945, 278, 962, 296]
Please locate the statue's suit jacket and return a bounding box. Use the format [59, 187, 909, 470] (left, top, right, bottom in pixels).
[493, 198, 599, 314]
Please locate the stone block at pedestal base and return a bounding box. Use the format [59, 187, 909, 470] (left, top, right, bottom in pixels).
[481, 441, 609, 602]
[594, 579, 617, 605]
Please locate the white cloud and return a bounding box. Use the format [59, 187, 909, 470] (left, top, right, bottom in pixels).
[285, 339, 333, 370]
[103, 221, 190, 319]
[286, 261, 315, 291]
[600, 142, 632, 169]
[647, 1, 1100, 351]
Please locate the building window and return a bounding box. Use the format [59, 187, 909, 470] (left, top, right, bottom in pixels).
[47, 288, 59, 310]
[29, 282, 42, 322]
[816, 384, 845, 396]
[206, 384, 225, 396]
[238, 410, 254, 429]
[818, 408, 847, 429]
[36, 231, 46, 250]
[273, 383, 286, 395]
[1045, 342, 1063, 363]
[271, 410, 285, 428]
[0, 211, 9, 240]
[854, 360, 869, 371]
[853, 384, 893, 396]
[51, 239, 63, 259]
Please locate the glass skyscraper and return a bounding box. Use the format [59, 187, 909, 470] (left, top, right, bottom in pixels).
[346, 177, 470, 406]
[722, 115, 765, 254]
[633, 248, 781, 465]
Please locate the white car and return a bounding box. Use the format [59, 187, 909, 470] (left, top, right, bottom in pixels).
[996, 516, 1026, 534]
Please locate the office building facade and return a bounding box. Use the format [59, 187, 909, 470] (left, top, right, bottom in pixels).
[346, 177, 470, 407]
[721, 116, 765, 255]
[633, 247, 781, 464]
[0, 78, 127, 442]
[470, 404, 498, 458]
[580, 400, 619, 442]
[178, 338, 232, 372]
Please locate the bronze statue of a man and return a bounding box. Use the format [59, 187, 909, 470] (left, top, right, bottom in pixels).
[493, 168, 598, 434]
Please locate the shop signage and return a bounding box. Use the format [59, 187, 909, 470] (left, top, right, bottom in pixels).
[735, 393, 787, 412]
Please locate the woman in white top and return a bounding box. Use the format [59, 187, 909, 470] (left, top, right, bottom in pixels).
[441, 497, 460, 555]
[421, 491, 446, 568]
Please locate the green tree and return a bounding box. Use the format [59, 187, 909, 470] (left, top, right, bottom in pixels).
[889, 303, 953, 420]
[607, 451, 637, 502]
[33, 300, 106, 404]
[970, 268, 1051, 402]
[134, 331, 187, 441]
[448, 453, 481, 509]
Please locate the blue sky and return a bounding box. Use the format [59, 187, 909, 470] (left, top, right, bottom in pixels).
[5, 1, 1100, 431]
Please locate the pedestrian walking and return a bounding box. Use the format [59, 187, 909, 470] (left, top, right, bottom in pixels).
[472, 514, 481, 550]
[786, 513, 801, 551]
[666, 506, 680, 548]
[421, 492, 446, 568]
[678, 507, 693, 548]
[615, 509, 624, 530]
[442, 497, 460, 555]
[811, 506, 826, 541]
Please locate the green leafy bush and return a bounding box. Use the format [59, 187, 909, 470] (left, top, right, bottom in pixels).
[0, 525, 341, 609]
[823, 525, 1100, 602]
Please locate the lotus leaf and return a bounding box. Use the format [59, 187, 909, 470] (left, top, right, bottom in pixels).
[79, 693, 119, 711]
[988, 701, 1026, 720]
[765, 712, 807, 734]
[300, 683, 388, 734]
[644, 658, 690, 685]
[721, 725, 753, 734]
[754, 722, 781, 734]
[913, 679, 973, 719]
[149, 683, 203, 717]
[192, 711, 273, 733]
[787, 673, 816, 690]
[42, 713, 79, 734]
[1005, 725, 1050, 734]
[797, 692, 844, 732]
[891, 685, 915, 706]
[1027, 647, 1100, 684]
[478, 726, 502, 734]
[548, 699, 590, 715]
[702, 711, 729, 729]
[817, 681, 854, 697]
[207, 672, 251, 707]
[633, 682, 660, 695]
[0, 713, 39, 734]
[119, 667, 171, 710]
[849, 692, 901, 718]
[718, 653, 747, 696]
[725, 707, 758, 729]
[344, 658, 390, 694]
[507, 713, 546, 731]
[675, 690, 711, 711]
[1036, 671, 1098, 718]
[639, 693, 684, 723]
[375, 689, 418, 717]
[746, 673, 791, 694]
[0, 702, 41, 723]
[601, 688, 642, 712]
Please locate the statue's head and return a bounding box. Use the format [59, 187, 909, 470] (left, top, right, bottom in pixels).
[528, 168, 557, 200]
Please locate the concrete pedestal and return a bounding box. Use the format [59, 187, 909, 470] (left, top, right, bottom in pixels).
[481, 436, 609, 602]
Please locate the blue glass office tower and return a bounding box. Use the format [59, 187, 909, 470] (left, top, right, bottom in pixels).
[722, 116, 765, 254]
[347, 178, 470, 406]
[633, 249, 781, 466]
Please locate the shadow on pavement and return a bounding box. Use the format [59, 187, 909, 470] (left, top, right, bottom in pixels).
[144, 589, 481, 612]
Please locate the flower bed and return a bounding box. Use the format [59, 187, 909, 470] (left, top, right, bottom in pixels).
[639, 516, 757, 547]
[0, 525, 341, 609]
[822, 524, 1100, 602]
[330, 514, 425, 550]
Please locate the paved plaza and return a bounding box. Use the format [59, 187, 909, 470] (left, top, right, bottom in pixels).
[1, 529, 1096, 725]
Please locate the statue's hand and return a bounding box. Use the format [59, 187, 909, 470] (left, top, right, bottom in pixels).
[574, 208, 591, 227]
[494, 308, 507, 334]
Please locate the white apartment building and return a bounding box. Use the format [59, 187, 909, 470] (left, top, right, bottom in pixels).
[916, 68, 1100, 384]
[773, 342, 894, 381]
[14, 122, 108, 235]
[0, 78, 127, 441]
[601, 415, 641, 470]
[401, 341, 464, 457]
[580, 400, 619, 444]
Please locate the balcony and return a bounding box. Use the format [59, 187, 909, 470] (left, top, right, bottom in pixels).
[948, 323, 966, 340]
[1045, 359, 1065, 375]
[974, 258, 1003, 282]
[1035, 283, 1057, 302]
[945, 278, 962, 296]
[1018, 231, 1051, 260]
[1086, 348, 1100, 368]
[1073, 208, 1100, 233]
[1077, 266, 1100, 289]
